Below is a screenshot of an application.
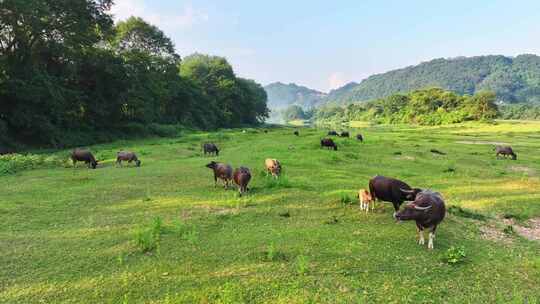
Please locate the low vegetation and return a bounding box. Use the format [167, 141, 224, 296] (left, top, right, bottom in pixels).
[1, 122, 539, 303]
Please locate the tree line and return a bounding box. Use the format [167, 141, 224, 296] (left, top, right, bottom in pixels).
[313, 88, 499, 126]
[0, 1, 269, 149]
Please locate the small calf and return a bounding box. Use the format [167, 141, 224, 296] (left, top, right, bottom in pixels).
[265, 158, 282, 178]
[233, 166, 251, 196]
[116, 151, 141, 167]
[358, 189, 374, 212]
[203, 143, 219, 156]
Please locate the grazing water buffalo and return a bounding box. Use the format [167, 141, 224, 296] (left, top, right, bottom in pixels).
[495, 145, 517, 160]
[265, 159, 282, 178]
[71, 149, 98, 169]
[233, 167, 251, 196]
[203, 143, 220, 156]
[356, 134, 363, 142]
[368, 176, 422, 216]
[340, 131, 350, 138]
[328, 131, 338, 136]
[116, 151, 141, 167]
[395, 190, 446, 250]
[206, 161, 233, 189]
[358, 189, 374, 213]
[294, 130, 299, 136]
[321, 138, 338, 151]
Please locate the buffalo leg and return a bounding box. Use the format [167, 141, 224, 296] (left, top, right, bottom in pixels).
[214, 174, 218, 187]
[428, 226, 437, 250]
[416, 223, 425, 245]
[392, 202, 400, 218]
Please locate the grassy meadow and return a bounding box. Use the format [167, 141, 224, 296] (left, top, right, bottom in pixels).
[1, 121, 540, 303]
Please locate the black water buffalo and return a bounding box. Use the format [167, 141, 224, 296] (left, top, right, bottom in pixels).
[294, 130, 299, 136]
[321, 138, 338, 151]
[206, 161, 232, 188]
[340, 131, 350, 137]
[356, 134, 363, 142]
[116, 151, 141, 167]
[71, 149, 98, 169]
[233, 166, 251, 196]
[495, 145, 516, 160]
[368, 175, 422, 216]
[395, 190, 446, 250]
[203, 143, 220, 156]
[328, 131, 338, 136]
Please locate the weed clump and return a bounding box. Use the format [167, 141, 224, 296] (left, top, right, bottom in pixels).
[135, 217, 163, 253]
[0, 153, 67, 175]
[340, 193, 353, 205]
[445, 246, 466, 264]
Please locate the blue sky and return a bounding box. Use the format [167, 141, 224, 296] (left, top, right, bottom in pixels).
[112, 0, 540, 92]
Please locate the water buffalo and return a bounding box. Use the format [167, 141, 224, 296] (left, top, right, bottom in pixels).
[321, 138, 338, 151]
[328, 131, 338, 136]
[294, 131, 299, 136]
[358, 189, 374, 212]
[71, 149, 98, 169]
[395, 190, 446, 250]
[368, 176, 422, 216]
[340, 131, 350, 138]
[233, 167, 251, 196]
[495, 145, 516, 160]
[356, 134, 363, 142]
[206, 161, 233, 189]
[203, 143, 220, 156]
[116, 151, 141, 167]
[265, 158, 282, 178]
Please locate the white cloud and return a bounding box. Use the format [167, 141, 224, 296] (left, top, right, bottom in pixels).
[110, 0, 209, 30]
[327, 72, 349, 91]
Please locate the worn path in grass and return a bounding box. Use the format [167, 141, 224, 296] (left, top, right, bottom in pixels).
[1, 122, 539, 303]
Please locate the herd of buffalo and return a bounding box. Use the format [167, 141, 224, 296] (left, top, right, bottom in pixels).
[67, 129, 520, 250]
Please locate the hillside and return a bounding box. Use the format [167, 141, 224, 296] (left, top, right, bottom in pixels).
[325, 54, 540, 104]
[264, 82, 327, 110]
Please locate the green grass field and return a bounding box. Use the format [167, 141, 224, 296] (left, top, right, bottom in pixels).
[1, 122, 540, 303]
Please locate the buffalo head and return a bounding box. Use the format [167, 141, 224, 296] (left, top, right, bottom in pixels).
[395, 202, 432, 221]
[400, 188, 422, 201]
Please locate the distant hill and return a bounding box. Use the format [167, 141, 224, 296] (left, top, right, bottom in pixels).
[264, 82, 327, 110]
[325, 54, 540, 104]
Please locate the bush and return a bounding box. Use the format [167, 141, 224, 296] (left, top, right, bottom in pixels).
[445, 246, 466, 264]
[148, 123, 182, 137]
[0, 153, 67, 176]
[134, 217, 163, 253]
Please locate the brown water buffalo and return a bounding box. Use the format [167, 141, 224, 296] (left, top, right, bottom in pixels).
[321, 138, 338, 151]
[495, 145, 516, 160]
[356, 134, 363, 142]
[206, 161, 233, 189]
[265, 159, 282, 178]
[203, 143, 220, 156]
[116, 151, 141, 167]
[233, 167, 251, 196]
[71, 149, 98, 169]
[368, 175, 422, 216]
[395, 190, 446, 250]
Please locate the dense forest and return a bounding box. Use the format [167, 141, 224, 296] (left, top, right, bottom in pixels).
[314, 88, 499, 126]
[324, 55, 540, 104]
[0, 1, 269, 149]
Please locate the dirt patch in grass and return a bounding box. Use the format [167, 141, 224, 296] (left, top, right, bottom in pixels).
[479, 225, 513, 244]
[394, 155, 415, 161]
[503, 217, 540, 241]
[456, 140, 509, 145]
[508, 166, 537, 176]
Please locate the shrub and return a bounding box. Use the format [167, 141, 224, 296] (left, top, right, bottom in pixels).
[262, 173, 291, 189]
[340, 193, 353, 205]
[134, 217, 163, 253]
[295, 255, 310, 275]
[447, 206, 487, 221]
[0, 153, 66, 176]
[445, 246, 466, 264]
[148, 124, 182, 137]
